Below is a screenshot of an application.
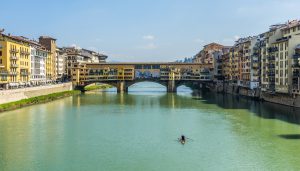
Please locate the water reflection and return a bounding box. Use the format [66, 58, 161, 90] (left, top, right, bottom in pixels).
[1, 83, 300, 170]
[278, 134, 300, 139]
[83, 84, 300, 126]
[197, 91, 300, 125]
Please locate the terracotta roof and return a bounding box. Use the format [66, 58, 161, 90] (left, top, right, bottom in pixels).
[39, 36, 57, 41]
[204, 42, 224, 48]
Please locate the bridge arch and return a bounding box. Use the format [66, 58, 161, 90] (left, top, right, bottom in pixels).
[126, 80, 168, 89]
[126, 80, 168, 92]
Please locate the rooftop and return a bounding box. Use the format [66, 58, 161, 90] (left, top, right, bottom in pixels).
[39, 36, 57, 41]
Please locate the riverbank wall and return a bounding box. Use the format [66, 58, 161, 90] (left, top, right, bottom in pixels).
[204, 82, 300, 107]
[0, 82, 73, 105]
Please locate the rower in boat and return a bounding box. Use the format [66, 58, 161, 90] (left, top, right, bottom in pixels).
[179, 135, 186, 144]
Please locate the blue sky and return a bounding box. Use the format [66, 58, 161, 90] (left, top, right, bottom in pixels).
[0, 0, 299, 62]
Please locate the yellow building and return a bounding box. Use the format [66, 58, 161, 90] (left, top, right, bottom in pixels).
[45, 51, 54, 83]
[0, 34, 31, 89]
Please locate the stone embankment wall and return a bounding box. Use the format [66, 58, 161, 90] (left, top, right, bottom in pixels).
[204, 82, 300, 107]
[260, 92, 300, 108]
[208, 82, 260, 98]
[0, 82, 73, 104]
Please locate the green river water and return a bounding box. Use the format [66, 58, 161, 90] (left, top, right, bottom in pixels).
[1, 82, 300, 171]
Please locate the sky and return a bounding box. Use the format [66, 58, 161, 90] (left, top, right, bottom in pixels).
[0, 0, 299, 62]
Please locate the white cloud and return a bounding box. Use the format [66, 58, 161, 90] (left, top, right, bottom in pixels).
[143, 35, 155, 40]
[234, 35, 240, 40]
[87, 46, 98, 51]
[221, 35, 241, 45]
[194, 38, 205, 43]
[94, 38, 103, 42]
[137, 43, 157, 50]
[70, 44, 81, 49]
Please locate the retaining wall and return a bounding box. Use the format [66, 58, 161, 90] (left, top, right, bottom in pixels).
[205, 82, 299, 107]
[0, 82, 73, 104]
[260, 92, 300, 108]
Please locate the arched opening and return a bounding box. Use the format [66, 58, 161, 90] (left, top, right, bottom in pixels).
[84, 82, 117, 92]
[128, 81, 166, 94]
[176, 84, 193, 96]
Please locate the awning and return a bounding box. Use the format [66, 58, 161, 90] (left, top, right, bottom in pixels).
[9, 83, 19, 86]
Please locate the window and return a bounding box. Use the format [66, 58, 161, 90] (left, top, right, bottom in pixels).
[0, 51, 2, 56]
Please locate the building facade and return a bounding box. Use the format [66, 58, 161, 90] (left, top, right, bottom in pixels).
[39, 36, 57, 82]
[193, 43, 224, 66]
[63, 47, 107, 80]
[259, 20, 300, 94]
[56, 48, 67, 81]
[30, 44, 48, 85]
[0, 34, 31, 89]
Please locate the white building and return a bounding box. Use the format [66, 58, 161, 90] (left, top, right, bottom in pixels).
[56, 48, 67, 81]
[261, 20, 300, 94]
[30, 44, 47, 85]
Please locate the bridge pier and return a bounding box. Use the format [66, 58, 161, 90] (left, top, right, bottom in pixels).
[74, 85, 86, 92]
[117, 81, 128, 93]
[167, 80, 177, 93]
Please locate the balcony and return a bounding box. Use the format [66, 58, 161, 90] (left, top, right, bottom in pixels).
[20, 72, 29, 76]
[252, 56, 259, 60]
[9, 49, 19, 53]
[293, 64, 300, 68]
[10, 55, 18, 60]
[10, 64, 18, 68]
[268, 56, 275, 60]
[268, 64, 275, 68]
[293, 72, 300, 77]
[293, 79, 299, 84]
[276, 37, 289, 42]
[9, 71, 18, 75]
[293, 54, 300, 59]
[253, 71, 260, 76]
[268, 47, 278, 53]
[268, 72, 275, 77]
[20, 51, 30, 55]
[0, 71, 8, 75]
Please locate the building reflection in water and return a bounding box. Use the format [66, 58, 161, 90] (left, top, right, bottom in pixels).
[197, 90, 300, 125]
[73, 82, 300, 125]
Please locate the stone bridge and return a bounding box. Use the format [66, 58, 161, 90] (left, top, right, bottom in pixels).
[71, 62, 212, 93]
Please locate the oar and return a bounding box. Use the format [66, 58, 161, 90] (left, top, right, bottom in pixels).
[186, 137, 194, 141]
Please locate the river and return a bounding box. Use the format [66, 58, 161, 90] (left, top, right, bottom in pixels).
[1, 82, 300, 171]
